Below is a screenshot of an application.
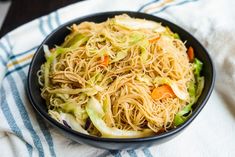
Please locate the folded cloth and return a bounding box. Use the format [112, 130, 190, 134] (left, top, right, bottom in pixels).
[1, 0, 235, 157]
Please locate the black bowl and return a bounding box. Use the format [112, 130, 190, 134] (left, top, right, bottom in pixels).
[27, 11, 215, 150]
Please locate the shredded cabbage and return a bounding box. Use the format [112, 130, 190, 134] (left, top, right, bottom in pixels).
[62, 33, 89, 48]
[112, 51, 128, 62]
[60, 112, 89, 135]
[114, 15, 161, 30]
[86, 97, 154, 138]
[174, 58, 204, 126]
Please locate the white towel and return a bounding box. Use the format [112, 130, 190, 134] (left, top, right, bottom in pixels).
[1, 0, 235, 157]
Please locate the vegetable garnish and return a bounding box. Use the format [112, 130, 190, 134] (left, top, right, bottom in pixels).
[173, 33, 180, 39]
[194, 58, 203, 79]
[174, 47, 204, 126]
[153, 77, 189, 101]
[187, 46, 195, 62]
[101, 56, 109, 66]
[151, 85, 175, 100]
[86, 97, 154, 138]
[148, 35, 161, 43]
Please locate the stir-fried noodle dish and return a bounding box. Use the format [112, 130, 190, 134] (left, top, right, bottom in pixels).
[38, 14, 204, 138]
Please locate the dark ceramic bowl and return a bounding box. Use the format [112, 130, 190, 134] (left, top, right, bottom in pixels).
[27, 11, 215, 150]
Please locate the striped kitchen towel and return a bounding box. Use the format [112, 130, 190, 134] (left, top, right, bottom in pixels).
[1, 0, 235, 157]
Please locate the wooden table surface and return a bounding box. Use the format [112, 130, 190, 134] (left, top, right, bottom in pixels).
[0, 0, 84, 37]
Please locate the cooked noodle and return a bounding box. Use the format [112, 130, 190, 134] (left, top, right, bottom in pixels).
[38, 14, 203, 138]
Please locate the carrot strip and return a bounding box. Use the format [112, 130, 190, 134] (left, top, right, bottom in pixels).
[148, 35, 161, 43]
[101, 56, 109, 66]
[187, 46, 194, 62]
[151, 85, 176, 100]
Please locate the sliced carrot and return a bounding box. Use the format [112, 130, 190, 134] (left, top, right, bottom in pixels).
[151, 84, 176, 100]
[148, 35, 161, 43]
[187, 46, 194, 62]
[101, 56, 109, 66]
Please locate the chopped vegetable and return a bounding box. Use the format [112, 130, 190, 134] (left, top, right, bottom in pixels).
[60, 112, 89, 135]
[188, 81, 196, 102]
[61, 102, 80, 114]
[136, 74, 153, 86]
[44, 46, 66, 87]
[62, 33, 89, 48]
[114, 15, 160, 30]
[102, 95, 115, 127]
[174, 58, 204, 126]
[173, 33, 180, 39]
[140, 46, 148, 62]
[88, 73, 104, 86]
[163, 27, 181, 39]
[140, 39, 149, 62]
[153, 26, 166, 33]
[187, 46, 194, 62]
[86, 97, 154, 138]
[195, 77, 205, 100]
[154, 77, 189, 100]
[43, 45, 51, 58]
[194, 58, 203, 79]
[151, 85, 176, 100]
[112, 51, 128, 62]
[48, 87, 99, 96]
[148, 35, 161, 43]
[101, 56, 109, 66]
[88, 96, 104, 117]
[129, 33, 145, 45]
[170, 82, 189, 101]
[49, 110, 89, 134]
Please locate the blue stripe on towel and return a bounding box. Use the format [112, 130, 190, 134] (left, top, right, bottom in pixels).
[142, 148, 153, 157]
[127, 150, 138, 157]
[55, 11, 61, 26]
[5, 62, 30, 77]
[4, 11, 61, 65]
[9, 46, 37, 60]
[6, 53, 57, 157]
[5, 35, 13, 50]
[5, 34, 35, 67]
[0, 40, 10, 57]
[7, 75, 45, 157]
[39, 18, 48, 37]
[0, 86, 33, 157]
[151, 0, 198, 14]
[35, 115, 57, 157]
[37, 13, 62, 157]
[0, 55, 7, 65]
[48, 14, 54, 31]
[19, 60, 56, 157]
[138, 0, 159, 12]
[16, 53, 56, 157]
[4, 57, 57, 157]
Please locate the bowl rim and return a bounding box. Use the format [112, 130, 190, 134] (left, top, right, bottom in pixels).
[27, 11, 215, 143]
